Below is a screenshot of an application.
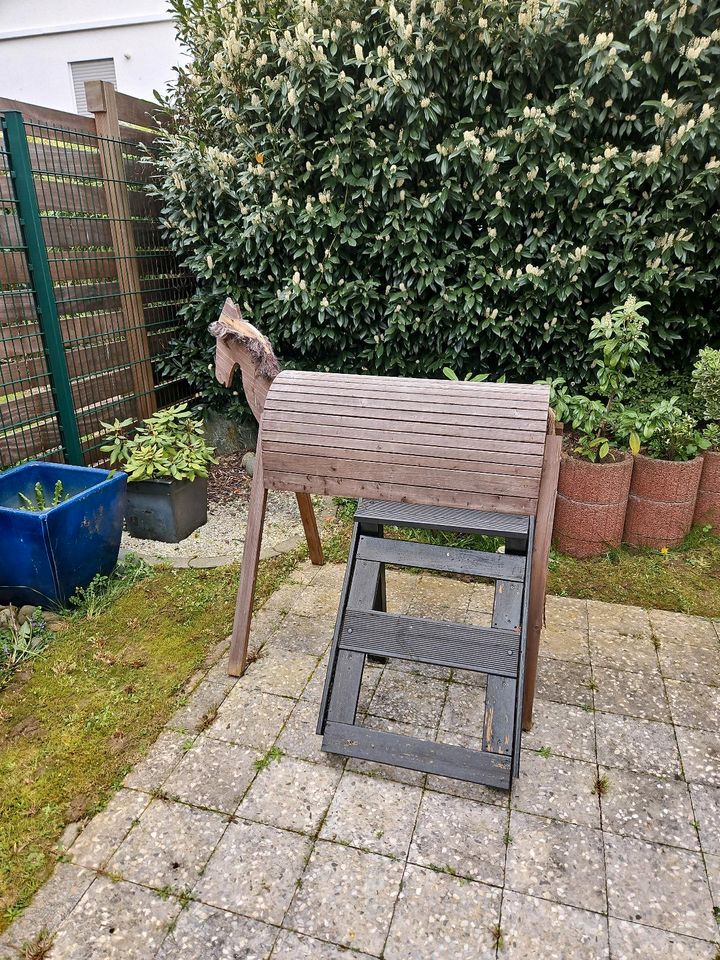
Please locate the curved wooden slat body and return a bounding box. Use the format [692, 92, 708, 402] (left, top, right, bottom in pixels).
[262, 371, 551, 516]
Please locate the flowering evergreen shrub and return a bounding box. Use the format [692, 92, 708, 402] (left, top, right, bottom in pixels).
[156, 0, 720, 415]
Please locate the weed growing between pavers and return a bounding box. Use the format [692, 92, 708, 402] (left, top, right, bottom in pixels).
[0, 547, 306, 933]
[16, 927, 54, 960]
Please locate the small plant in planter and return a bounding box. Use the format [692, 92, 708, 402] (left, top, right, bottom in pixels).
[691, 348, 720, 531]
[548, 297, 662, 558]
[624, 410, 708, 549]
[101, 404, 216, 543]
[18, 479, 68, 512]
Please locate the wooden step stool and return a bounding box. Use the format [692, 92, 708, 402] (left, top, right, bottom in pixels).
[317, 499, 533, 790]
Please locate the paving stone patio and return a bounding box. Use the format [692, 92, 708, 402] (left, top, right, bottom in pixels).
[2, 562, 720, 959]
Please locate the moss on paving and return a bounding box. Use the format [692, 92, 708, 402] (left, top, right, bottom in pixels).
[0, 548, 304, 933]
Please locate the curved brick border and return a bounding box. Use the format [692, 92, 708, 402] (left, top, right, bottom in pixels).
[624, 454, 703, 549]
[693, 450, 720, 533]
[553, 453, 633, 558]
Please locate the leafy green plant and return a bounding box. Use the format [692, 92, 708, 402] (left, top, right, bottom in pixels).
[692, 348, 720, 422]
[0, 608, 50, 685]
[703, 423, 720, 452]
[443, 368, 506, 384]
[154, 1, 720, 416]
[69, 554, 152, 619]
[18, 480, 68, 512]
[645, 413, 709, 462]
[541, 297, 676, 461]
[100, 404, 216, 482]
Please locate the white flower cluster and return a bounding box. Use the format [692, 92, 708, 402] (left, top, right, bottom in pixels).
[631, 144, 662, 166]
[685, 36, 711, 61]
[655, 229, 693, 252]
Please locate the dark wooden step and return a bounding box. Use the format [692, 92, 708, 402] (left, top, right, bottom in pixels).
[340, 608, 520, 676]
[355, 498, 530, 538]
[323, 721, 512, 789]
[356, 535, 526, 580]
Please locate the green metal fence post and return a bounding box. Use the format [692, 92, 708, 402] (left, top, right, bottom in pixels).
[2, 110, 83, 464]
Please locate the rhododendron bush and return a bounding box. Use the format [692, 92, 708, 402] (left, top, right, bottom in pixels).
[155, 0, 720, 415]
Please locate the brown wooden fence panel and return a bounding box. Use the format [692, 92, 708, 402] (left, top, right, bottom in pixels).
[0, 87, 195, 468]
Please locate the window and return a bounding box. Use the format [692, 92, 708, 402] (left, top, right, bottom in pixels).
[69, 59, 117, 115]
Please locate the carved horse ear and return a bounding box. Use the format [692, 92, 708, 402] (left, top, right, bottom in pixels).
[209, 298, 281, 419]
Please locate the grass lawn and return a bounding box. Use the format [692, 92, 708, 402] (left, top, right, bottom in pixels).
[0, 548, 303, 933]
[548, 526, 720, 618]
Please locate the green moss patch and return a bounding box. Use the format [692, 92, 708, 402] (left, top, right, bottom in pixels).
[548, 527, 720, 618]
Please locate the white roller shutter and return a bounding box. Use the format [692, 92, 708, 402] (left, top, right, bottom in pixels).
[70, 59, 117, 116]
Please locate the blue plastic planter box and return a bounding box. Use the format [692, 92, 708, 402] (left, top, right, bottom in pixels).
[0, 462, 127, 608]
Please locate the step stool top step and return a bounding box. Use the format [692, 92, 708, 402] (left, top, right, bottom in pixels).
[355, 499, 530, 537]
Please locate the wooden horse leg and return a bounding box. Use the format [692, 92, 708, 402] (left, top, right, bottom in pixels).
[522, 432, 562, 730]
[228, 456, 268, 676]
[296, 492, 324, 566]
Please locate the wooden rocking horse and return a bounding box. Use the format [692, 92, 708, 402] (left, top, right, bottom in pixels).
[212, 298, 561, 786]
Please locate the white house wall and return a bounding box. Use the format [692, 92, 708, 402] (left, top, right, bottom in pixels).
[0, 1, 187, 112]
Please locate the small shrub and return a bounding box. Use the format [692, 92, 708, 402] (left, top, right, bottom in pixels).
[693, 347, 720, 422]
[645, 412, 709, 461]
[545, 297, 681, 461]
[100, 404, 216, 483]
[703, 422, 720, 451]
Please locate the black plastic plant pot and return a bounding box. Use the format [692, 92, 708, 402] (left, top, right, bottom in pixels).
[125, 476, 208, 543]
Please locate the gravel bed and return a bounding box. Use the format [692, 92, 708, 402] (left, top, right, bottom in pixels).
[121, 490, 331, 566]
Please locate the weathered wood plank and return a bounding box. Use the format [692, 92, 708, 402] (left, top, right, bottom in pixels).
[263, 423, 545, 458]
[0, 417, 62, 467]
[323, 721, 511, 789]
[326, 558, 380, 724]
[264, 399, 547, 436]
[483, 580, 524, 756]
[0, 98, 96, 134]
[265, 387, 549, 422]
[227, 453, 268, 675]
[278, 370, 550, 403]
[264, 471, 537, 515]
[355, 499, 530, 537]
[263, 450, 539, 499]
[265, 437, 540, 489]
[264, 431, 543, 470]
[356, 535, 526, 581]
[263, 408, 545, 447]
[340, 608, 520, 676]
[523, 431, 563, 730]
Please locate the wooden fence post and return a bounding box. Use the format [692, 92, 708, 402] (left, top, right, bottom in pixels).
[85, 80, 156, 420]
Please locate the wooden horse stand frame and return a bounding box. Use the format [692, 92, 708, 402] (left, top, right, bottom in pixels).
[212, 299, 561, 789]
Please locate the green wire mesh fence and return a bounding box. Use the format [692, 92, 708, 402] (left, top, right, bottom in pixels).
[0, 87, 194, 469]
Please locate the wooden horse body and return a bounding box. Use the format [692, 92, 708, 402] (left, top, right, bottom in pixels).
[212, 299, 561, 728]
